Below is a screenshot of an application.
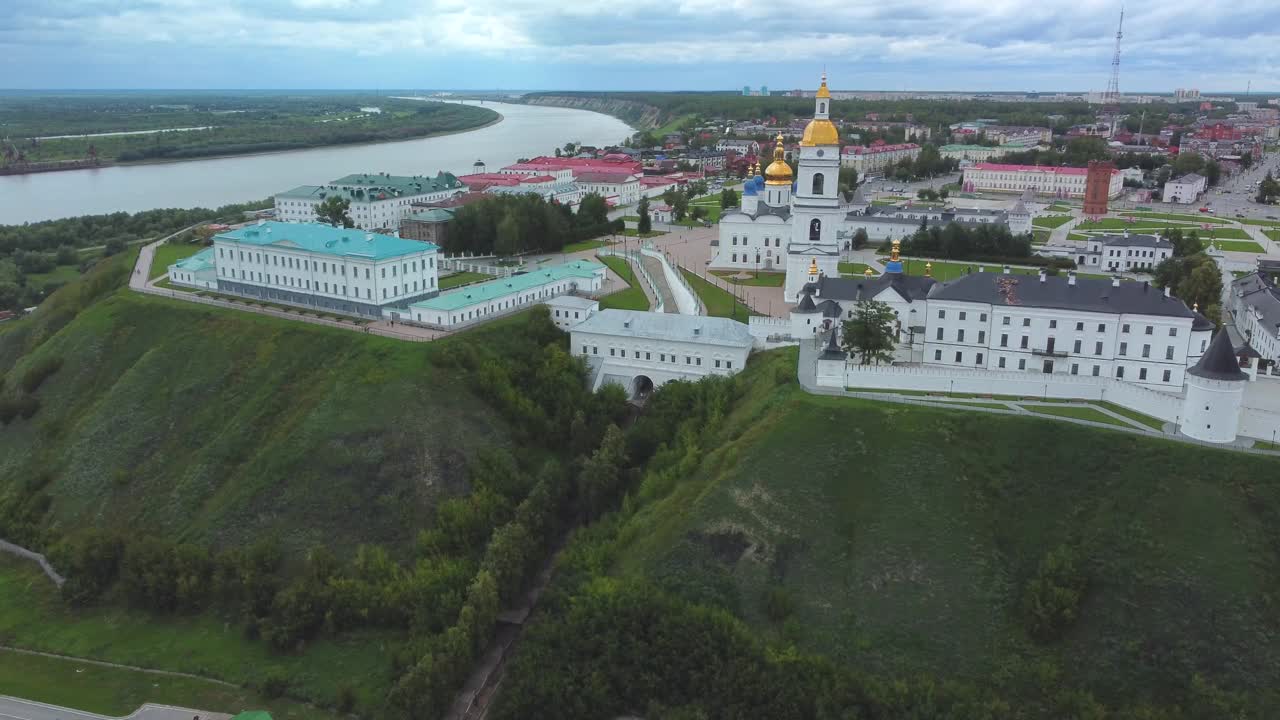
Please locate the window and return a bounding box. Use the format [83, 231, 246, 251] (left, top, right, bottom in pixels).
[1165, 346, 1174, 360]
[1049, 320, 1057, 329]
[1116, 366, 1125, 378]
[714, 359, 721, 368]
[1145, 325, 1153, 335]
[999, 334, 1008, 347]
[957, 329, 965, 342]
[1072, 339, 1081, 353]
[1075, 322, 1084, 331]
[1071, 363, 1079, 375]
[686, 356, 692, 365]
[1095, 341, 1103, 355]
[1018, 359, 1026, 370]
[811, 173, 824, 195]
[1002, 316, 1011, 326]
[938, 309, 946, 319]
[1142, 344, 1151, 358]
[1022, 318, 1030, 327]
[1169, 327, 1178, 337]
[610, 348, 617, 357]
[593, 346, 598, 355]
[1122, 324, 1130, 333]
[1163, 369, 1172, 382]
[1020, 336, 1029, 349]
[976, 353, 984, 365]
[645, 352, 651, 360]
[660, 353, 666, 362]
[1092, 365, 1100, 376]
[954, 351, 964, 363]
[980, 313, 987, 322]
[934, 349, 942, 361]
[959, 311, 967, 321]
[726, 361, 733, 369]
[1097, 323, 1105, 332]
[998, 357, 1006, 368]
[809, 218, 821, 242]
[1119, 342, 1128, 356]
[1139, 368, 1148, 380]
[937, 327, 944, 340]
[978, 331, 985, 344]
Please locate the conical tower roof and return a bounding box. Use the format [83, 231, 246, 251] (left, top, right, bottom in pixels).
[820, 330, 846, 360]
[794, 291, 818, 313]
[1188, 329, 1247, 382]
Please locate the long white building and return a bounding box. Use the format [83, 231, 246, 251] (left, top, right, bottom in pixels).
[1229, 271, 1280, 370]
[840, 143, 921, 174]
[211, 221, 440, 317]
[571, 309, 754, 399]
[1162, 173, 1207, 204]
[962, 163, 1123, 199]
[275, 172, 466, 231]
[404, 260, 605, 329]
[1076, 232, 1174, 272]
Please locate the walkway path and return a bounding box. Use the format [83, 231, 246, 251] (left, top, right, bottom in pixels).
[0, 540, 63, 587]
[637, 254, 676, 313]
[0, 696, 229, 720]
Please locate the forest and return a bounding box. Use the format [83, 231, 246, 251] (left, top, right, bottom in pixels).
[442, 193, 622, 255]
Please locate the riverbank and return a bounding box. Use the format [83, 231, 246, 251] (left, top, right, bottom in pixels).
[0, 112, 504, 177]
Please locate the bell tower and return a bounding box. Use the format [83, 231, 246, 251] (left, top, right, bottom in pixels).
[785, 72, 845, 302]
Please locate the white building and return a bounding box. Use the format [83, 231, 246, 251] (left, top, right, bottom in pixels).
[1229, 271, 1280, 371]
[962, 163, 1123, 199]
[485, 182, 583, 206]
[1121, 167, 1145, 183]
[716, 139, 761, 156]
[546, 295, 600, 330]
[1162, 173, 1207, 204]
[212, 221, 440, 318]
[919, 270, 1213, 388]
[1180, 331, 1249, 443]
[570, 309, 754, 399]
[1076, 232, 1174, 272]
[274, 172, 466, 231]
[840, 143, 921, 174]
[573, 172, 642, 207]
[167, 247, 218, 289]
[405, 260, 606, 329]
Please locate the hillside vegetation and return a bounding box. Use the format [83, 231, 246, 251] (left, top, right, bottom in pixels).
[496, 349, 1280, 718]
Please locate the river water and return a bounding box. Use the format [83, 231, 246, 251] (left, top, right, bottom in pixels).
[0, 101, 635, 224]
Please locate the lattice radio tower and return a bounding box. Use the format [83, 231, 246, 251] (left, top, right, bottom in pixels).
[1104, 7, 1124, 102]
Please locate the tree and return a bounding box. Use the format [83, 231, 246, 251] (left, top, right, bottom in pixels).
[719, 188, 739, 208]
[1257, 172, 1280, 204]
[316, 195, 354, 228]
[637, 197, 651, 234]
[1174, 152, 1205, 176]
[851, 228, 869, 250]
[840, 300, 897, 366]
[1240, 151, 1253, 169]
[1203, 160, 1221, 187]
[671, 192, 690, 221]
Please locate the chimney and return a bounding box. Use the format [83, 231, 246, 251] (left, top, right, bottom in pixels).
[1068, 271, 1077, 286]
[1038, 268, 1047, 283]
[623, 319, 632, 329]
[1003, 265, 1011, 275]
[1112, 276, 1121, 287]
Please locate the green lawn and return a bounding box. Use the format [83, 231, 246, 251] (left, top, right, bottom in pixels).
[0, 558, 382, 716]
[1031, 215, 1073, 229]
[837, 262, 875, 276]
[438, 271, 491, 290]
[1018, 403, 1128, 427]
[652, 113, 696, 137]
[711, 270, 785, 287]
[1068, 232, 1090, 241]
[1253, 440, 1280, 452]
[679, 269, 756, 319]
[1096, 401, 1166, 431]
[1194, 227, 1254, 240]
[1032, 229, 1050, 245]
[0, 649, 331, 720]
[621, 228, 666, 238]
[148, 241, 208, 280]
[1205, 239, 1267, 253]
[561, 239, 612, 254]
[597, 255, 650, 311]
[1125, 211, 1231, 225]
[24, 265, 83, 293]
[1265, 229, 1280, 244]
[1235, 217, 1280, 227]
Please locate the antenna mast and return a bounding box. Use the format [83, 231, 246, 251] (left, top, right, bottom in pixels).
[1105, 7, 1124, 102]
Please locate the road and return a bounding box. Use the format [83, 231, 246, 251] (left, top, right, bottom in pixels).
[0, 697, 228, 720]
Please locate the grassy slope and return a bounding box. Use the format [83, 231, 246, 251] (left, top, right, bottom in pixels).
[0, 291, 511, 557]
[597, 256, 650, 311]
[679, 269, 757, 318]
[611, 350, 1280, 705]
[148, 242, 208, 279]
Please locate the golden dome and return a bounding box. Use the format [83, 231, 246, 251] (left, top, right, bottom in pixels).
[800, 119, 839, 147]
[863, 267, 874, 277]
[816, 71, 831, 99]
[925, 262, 933, 277]
[808, 257, 819, 275]
[764, 133, 794, 186]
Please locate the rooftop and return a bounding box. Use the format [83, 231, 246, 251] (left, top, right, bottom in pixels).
[171, 246, 215, 272]
[1188, 330, 1249, 381]
[410, 260, 605, 312]
[574, 172, 638, 184]
[842, 143, 920, 155]
[215, 221, 438, 261]
[970, 163, 1118, 176]
[928, 272, 1200, 319]
[571, 309, 754, 348]
[1092, 232, 1172, 248]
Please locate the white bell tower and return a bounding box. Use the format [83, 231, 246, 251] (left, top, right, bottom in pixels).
[785, 72, 844, 302]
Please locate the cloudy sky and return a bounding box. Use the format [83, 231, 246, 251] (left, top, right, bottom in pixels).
[3, 0, 1278, 92]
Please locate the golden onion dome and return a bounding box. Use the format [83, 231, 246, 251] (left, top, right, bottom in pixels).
[764, 133, 793, 186]
[808, 257, 819, 275]
[800, 119, 839, 147]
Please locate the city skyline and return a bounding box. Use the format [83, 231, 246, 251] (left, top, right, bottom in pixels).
[3, 0, 1278, 92]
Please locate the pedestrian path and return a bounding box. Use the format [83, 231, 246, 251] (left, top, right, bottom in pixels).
[638, 254, 677, 313]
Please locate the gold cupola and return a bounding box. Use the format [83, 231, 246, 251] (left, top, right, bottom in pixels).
[764, 133, 794, 186]
[800, 72, 840, 147]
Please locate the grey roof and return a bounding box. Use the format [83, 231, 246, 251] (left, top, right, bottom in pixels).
[1188, 330, 1248, 381]
[722, 204, 792, 222]
[1232, 272, 1280, 332]
[927, 272, 1200, 319]
[1170, 172, 1206, 185]
[1010, 197, 1029, 215]
[545, 295, 599, 310]
[820, 331, 846, 360]
[806, 272, 937, 304]
[816, 299, 843, 318]
[1095, 232, 1172, 249]
[1192, 310, 1215, 331]
[795, 292, 818, 313]
[1225, 323, 1262, 358]
[572, 309, 753, 348]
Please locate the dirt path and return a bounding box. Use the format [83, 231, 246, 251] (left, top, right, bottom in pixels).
[0, 646, 237, 688]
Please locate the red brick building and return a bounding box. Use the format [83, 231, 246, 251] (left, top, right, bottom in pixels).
[1083, 160, 1116, 217]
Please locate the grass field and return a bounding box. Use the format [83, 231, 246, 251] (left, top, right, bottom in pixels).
[597, 255, 650, 311]
[1017, 403, 1128, 427]
[0, 558, 375, 716]
[1194, 227, 1254, 240]
[1031, 215, 1073, 229]
[1264, 229, 1280, 244]
[1235, 217, 1280, 227]
[438, 271, 491, 290]
[148, 241, 208, 280]
[621, 228, 666, 238]
[1032, 229, 1050, 244]
[837, 262, 875, 276]
[1204, 238, 1267, 253]
[610, 350, 1280, 706]
[679, 269, 756, 319]
[561, 238, 612, 254]
[24, 264, 83, 293]
[1125, 212, 1231, 225]
[1254, 440, 1280, 452]
[711, 270, 785, 287]
[894, 258, 1111, 282]
[1096, 401, 1166, 431]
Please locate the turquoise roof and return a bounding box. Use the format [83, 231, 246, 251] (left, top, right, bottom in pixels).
[406, 208, 456, 223]
[171, 246, 215, 272]
[412, 260, 605, 312]
[276, 172, 463, 202]
[216, 222, 438, 261]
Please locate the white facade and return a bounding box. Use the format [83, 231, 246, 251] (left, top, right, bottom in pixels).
[546, 296, 599, 330]
[1181, 373, 1245, 442]
[570, 310, 754, 397]
[574, 174, 642, 206]
[840, 143, 921, 174]
[1229, 272, 1280, 367]
[1162, 173, 1207, 204]
[1077, 233, 1174, 272]
[963, 164, 1123, 199]
[167, 247, 217, 289]
[274, 173, 466, 231]
[406, 260, 606, 330]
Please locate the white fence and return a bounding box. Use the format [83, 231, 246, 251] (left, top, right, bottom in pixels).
[748, 316, 796, 348]
[640, 245, 702, 316]
[597, 248, 665, 313]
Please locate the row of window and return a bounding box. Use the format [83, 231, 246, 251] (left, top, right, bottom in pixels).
[942, 309, 1182, 338]
[931, 350, 1176, 382]
[583, 345, 735, 369]
[221, 247, 435, 278]
[730, 236, 782, 247]
[218, 267, 435, 299]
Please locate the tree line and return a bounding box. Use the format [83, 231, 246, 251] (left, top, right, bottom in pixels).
[442, 193, 622, 256]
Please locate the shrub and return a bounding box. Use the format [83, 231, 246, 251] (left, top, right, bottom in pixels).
[0, 393, 40, 424]
[763, 586, 796, 623]
[1022, 544, 1088, 642]
[257, 672, 290, 699]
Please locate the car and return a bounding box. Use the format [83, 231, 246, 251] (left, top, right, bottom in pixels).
[1199, 207, 1210, 213]
[1268, 215, 1279, 220]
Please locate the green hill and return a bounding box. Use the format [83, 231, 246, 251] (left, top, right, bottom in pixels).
[497, 349, 1280, 718]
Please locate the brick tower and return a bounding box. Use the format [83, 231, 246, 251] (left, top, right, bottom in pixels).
[1083, 160, 1114, 217]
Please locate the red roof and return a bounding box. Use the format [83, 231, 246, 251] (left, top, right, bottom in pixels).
[842, 143, 920, 155]
[523, 155, 642, 173]
[970, 162, 1117, 176]
[575, 171, 637, 184]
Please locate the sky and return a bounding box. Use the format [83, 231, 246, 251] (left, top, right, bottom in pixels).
[3, 0, 1279, 93]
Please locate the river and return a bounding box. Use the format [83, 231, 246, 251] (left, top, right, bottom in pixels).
[0, 101, 635, 225]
